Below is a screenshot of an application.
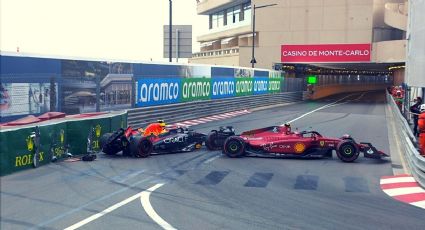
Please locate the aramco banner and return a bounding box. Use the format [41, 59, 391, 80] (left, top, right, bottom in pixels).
[136, 76, 283, 107]
[281, 44, 371, 63]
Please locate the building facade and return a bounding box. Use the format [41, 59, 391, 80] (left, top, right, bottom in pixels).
[190, 0, 407, 73]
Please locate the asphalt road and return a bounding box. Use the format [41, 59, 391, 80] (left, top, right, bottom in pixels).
[1, 91, 424, 230]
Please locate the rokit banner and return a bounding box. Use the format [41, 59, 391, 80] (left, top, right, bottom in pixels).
[281, 44, 371, 63]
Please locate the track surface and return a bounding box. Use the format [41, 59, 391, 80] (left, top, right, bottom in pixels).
[1, 91, 424, 230]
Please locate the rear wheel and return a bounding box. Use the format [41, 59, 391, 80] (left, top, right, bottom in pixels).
[130, 136, 153, 158]
[100, 133, 120, 155]
[223, 136, 246, 158]
[205, 131, 220, 150]
[336, 141, 359, 162]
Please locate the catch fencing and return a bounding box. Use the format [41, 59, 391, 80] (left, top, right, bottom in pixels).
[387, 92, 425, 188]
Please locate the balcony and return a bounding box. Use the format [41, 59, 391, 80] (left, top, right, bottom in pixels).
[192, 47, 240, 58]
[372, 40, 406, 63]
[198, 25, 251, 42]
[384, 3, 407, 31]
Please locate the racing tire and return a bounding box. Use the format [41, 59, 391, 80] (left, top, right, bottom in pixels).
[33, 149, 40, 168]
[99, 133, 113, 149]
[130, 136, 153, 158]
[336, 140, 359, 162]
[205, 131, 221, 150]
[100, 133, 119, 155]
[223, 136, 246, 158]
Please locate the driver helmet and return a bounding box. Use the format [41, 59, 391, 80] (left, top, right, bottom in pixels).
[157, 119, 166, 127]
[420, 104, 425, 113]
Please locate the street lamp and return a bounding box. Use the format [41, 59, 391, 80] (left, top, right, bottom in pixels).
[251, 3, 277, 68]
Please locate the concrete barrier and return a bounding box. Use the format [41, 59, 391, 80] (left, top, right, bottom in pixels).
[309, 84, 389, 100]
[0, 111, 127, 176]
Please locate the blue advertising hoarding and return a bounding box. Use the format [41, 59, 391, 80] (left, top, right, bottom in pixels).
[136, 78, 181, 107]
[253, 77, 269, 95]
[211, 77, 235, 99]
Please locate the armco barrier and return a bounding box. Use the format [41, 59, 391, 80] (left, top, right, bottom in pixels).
[0, 111, 127, 176]
[387, 92, 425, 187]
[128, 92, 302, 128]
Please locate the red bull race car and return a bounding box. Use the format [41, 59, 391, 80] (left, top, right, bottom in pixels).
[100, 122, 206, 158]
[208, 124, 388, 163]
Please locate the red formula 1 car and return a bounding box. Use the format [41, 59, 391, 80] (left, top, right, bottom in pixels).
[214, 124, 388, 162]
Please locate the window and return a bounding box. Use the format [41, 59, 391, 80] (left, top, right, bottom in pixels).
[227, 9, 233, 25]
[212, 14, 218, 29]
[217, 11, 224, 27]
[224, 9, 227, 26]
[234, 7, 240, 23]
[243, 3, 251, 22]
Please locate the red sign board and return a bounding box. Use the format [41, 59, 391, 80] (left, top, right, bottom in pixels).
[281, 44, 371, 63]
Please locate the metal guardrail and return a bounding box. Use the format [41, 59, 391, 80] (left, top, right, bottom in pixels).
[128, 92, 302, 128]
[387, 92, 425, 187]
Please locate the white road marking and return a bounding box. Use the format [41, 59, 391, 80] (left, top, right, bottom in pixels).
[140, 183, 177, 230]
[380, 177, 416, 184]
[282, 93, 356, 125]
[203, 155, 221, 164]
[191, 119, 206, 124]
[198, 118, 213, 122]
[205, 116, 220, 120]
[183, 121, 199, 125]
[382, 187, 425, 196]
[64, 191, 145, 230]
[411, 200, 425, 209]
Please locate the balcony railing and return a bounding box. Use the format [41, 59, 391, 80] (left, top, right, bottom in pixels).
[192, 47, 240, 58]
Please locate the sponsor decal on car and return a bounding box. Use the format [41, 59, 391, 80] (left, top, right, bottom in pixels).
[261, 142, 277, 151]
[294, 142, 306, 153]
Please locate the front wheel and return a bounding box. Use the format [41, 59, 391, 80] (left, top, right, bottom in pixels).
[99, 133, 113, 149]
[33, 149, 40, 168]
[130, 136, 153, 158]
[336, 141, 359, 162]
[223, 136, 246, 158]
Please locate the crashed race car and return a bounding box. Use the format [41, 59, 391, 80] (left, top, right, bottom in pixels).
[100, 121, 206, 158]
[209, 124, 388, 163]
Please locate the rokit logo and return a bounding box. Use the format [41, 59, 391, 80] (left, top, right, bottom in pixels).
[137, 78, 181, 106]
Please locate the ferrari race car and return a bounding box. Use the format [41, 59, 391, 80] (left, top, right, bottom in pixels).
[99, 125, 206, 158]
[209, 124, 388, 163]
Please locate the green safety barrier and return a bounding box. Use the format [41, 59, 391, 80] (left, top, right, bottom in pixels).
[0, 111, 127, 176]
